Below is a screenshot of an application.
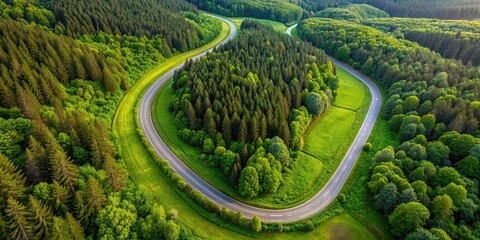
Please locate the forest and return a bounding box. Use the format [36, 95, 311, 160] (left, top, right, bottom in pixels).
[316, 4, 389, 22]
[298, 18, 480, 239]
[186, 0, 303, 23]
[170, 21, 338, 199]
[362, 18, 480, 66]
[363, 0, 480, 20]
[0, 0, 222, 239]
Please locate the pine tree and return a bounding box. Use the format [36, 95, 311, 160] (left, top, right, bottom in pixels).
[49, 217, 72, 240]
[16, 85, 41, 120]
[239, 118, 248, 143]
[25, 136, 48, 184]
[52, 181, 70, 215]
[103, 156, 126, 192]
[48, 141, 79, 193]
[222, 115, 232, 143]
[78, 176, 106, 223]
[260, 115, 268, 139]
[0, 154, 27, 207]
[187, 102, 196, 130]
[6, 198, 33, 240]
[29, 195, 53, 240]
[0, 213, 6, 239]
[102, 67, 117, 93]
[65, 213, 84, 240]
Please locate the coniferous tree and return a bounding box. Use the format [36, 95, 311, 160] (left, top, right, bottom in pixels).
[0, 154, 27, 207]
[5, 198, 33, 240]
[29, 195, 53, 240]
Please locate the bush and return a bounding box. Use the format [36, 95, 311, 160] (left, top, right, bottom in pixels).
[337, 193, 346, 204]
[305, 220, 315, 231]
[363, 142, 373, 151]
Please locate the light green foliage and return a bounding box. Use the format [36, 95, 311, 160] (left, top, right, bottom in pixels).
[373, 147, 395, 164]
[96, 195, 138, 240]
[430, 228, 452, 240]
[435, 167, 461, 187]
[246, 148, 282, 194]
[290, 107, 312, 150]
[438, 183, 467, 209]
[238, 166, 260, 199]
[431, 194, 453, 220]
[0, 118, 32, 163]
[316, 4, 389, 22]
[0, 0, 55, 29]
[203, 138, 215, 154]
[252, 215, 262, 232]
[165, 220, 181, 240]
[389, 202, 430, 237]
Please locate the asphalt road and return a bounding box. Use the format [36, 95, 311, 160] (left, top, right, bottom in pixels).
[139, 18, 382, 222]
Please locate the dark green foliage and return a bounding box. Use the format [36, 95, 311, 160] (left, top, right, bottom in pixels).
[389, 202, 430, 237]
[299, 18, 480, 136]
[187, 0, 303, 23]
[374, 183, 398, 213]
[171, 22, 336, 197]
[455, 156, 480, 179]
[291, 0, 352, 12]
[364, 0, 480, 19]
[363, 18, 480, 65]
[405, 228, 438, 240]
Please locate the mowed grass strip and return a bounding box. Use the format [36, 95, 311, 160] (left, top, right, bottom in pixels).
[113, 19, 257, 239]
[267, 214, 377, 240]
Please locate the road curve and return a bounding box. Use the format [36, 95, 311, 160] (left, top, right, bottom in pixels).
[139, 17, 382, 222]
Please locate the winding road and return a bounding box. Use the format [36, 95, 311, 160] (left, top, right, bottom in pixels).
[139, 17, 382, 222]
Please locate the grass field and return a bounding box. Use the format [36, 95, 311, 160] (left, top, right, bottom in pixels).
[268, 214, 377, 240]
[229, 17, 288, 32]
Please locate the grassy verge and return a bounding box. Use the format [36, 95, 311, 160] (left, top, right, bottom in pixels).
[113, 19, 260, 239]
[290, 27, 299, 38]
[229, 17, 288, 32]
[268, 214, 377, 240]
[338, 86, 399, 240]
[152, 63, 371, 209]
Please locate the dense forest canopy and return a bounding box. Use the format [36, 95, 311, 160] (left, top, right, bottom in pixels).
[364, 0, 480, 20]
[186, 0, 304, 23]
[362, 18, 480, 66]
[298, 18, 480, 239]
[170, 21, 338, 198]
[316, 4, 389, 22]
[287, 0, 351, 12]
[0, 0, 222, 238]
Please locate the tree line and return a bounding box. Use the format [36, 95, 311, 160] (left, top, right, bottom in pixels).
[316, 4, 389, 22]
[298, 18, 480, 239]
[363, 0, 480, 20]
[170, 21, 338, 198]
[362, 18, 480, 66]
[187, 0, 304, 23]
[0, 0, 223, 238]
